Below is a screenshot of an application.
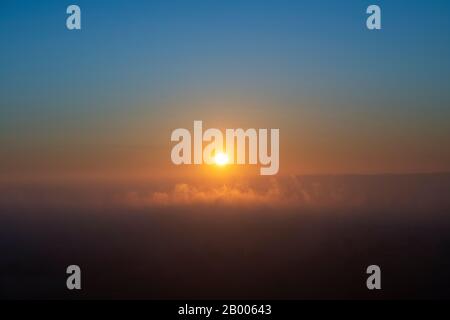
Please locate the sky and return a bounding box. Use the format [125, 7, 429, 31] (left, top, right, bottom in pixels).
[1, 0, 450, 181]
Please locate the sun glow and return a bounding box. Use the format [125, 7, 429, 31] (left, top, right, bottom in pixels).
[214, 152, 229, 166]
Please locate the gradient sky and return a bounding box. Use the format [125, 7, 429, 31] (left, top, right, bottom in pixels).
[1, 0, 450, 180]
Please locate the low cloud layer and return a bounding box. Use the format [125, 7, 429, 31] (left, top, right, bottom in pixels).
[1, 174, 449, 212]
[125, 180, 288, 208]
[122, 174, 450, 211]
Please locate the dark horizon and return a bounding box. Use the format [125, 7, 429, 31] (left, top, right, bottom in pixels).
[2, 173, 450, 299]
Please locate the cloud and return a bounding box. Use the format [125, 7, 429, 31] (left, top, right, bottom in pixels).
[1, 174, 448, 211]
[121, 173, 450, 211]
[121, 176, 367, 209]
[124, 181, 279, 208]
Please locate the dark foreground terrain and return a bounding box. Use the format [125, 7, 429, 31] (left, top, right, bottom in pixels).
[1, 174, 450, 299]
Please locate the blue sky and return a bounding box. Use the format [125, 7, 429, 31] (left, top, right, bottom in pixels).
[2, 0, 449, 108]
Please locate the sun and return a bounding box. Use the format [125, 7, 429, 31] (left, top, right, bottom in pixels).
[214, 152, 229, 166]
